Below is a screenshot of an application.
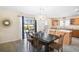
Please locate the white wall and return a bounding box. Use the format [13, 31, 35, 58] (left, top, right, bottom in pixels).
[0, 9, 21, 44]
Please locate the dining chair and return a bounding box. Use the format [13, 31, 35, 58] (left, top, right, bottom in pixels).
[49, 33, 66, 52]
[27, 33, 43, 51]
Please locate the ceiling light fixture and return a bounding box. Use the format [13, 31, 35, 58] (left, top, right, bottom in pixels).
[36, 7, 48, 21]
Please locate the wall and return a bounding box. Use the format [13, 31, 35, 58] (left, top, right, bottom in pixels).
[0, 9, 21, 44]
[59, 18, 70, 27]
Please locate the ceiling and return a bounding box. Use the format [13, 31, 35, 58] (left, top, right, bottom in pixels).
[0, 6, 79, 17]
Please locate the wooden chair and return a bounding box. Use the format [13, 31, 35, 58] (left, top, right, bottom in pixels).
[49, 33, 66, 52]
[27, 34, 43, 50]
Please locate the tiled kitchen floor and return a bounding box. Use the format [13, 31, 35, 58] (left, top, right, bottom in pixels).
[0, 37, 79, 52]
[63, 37, 79, 52]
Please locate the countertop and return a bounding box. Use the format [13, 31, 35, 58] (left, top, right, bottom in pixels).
[50, 25, 79, 30]
[48, 29, 72, 33]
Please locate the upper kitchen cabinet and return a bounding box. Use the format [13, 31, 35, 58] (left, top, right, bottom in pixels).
[71, 18, 79, 25]
[51, 18, 59, 27]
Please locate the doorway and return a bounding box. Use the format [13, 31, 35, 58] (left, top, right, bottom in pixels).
[19, 16, 37, 51]
[21, 16, 37, 40]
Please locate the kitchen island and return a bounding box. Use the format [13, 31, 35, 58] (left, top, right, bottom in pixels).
[48, 29, 72, 45]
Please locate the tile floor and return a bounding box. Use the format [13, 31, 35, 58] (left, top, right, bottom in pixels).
[0, 37, 79, 52]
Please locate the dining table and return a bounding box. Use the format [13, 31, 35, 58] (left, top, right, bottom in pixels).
[37, 33, 60, 52]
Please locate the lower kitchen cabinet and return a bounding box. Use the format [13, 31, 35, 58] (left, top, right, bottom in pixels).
[72, 30, 79, 38]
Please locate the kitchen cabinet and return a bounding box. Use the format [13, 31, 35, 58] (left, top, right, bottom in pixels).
[52, 20, 59, 26]
[50, 18, 59, 26]
[71, 18, 79, 25]
[72, 30, 79, 37]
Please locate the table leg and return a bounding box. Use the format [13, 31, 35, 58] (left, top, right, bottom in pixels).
[45, 43, 49, 52]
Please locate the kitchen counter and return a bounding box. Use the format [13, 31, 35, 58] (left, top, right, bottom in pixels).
[48, 29, 72, 45]
[51, 25, 79, 30]
[48, 29, 72, 33]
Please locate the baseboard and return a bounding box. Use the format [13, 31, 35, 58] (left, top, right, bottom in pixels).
[0, 39, 21, 44]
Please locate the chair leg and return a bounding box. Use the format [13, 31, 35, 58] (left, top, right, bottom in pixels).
[49, 48, 54, 52]
[57, 48, 63, 52]
[58, 49, 60, 52]
[61, 48, 63, 52]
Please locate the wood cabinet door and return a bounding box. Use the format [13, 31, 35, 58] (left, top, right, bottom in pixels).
[71, 18, 79, 25]
[72, 30, 79, 37]
[52, 20, 59, 26]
